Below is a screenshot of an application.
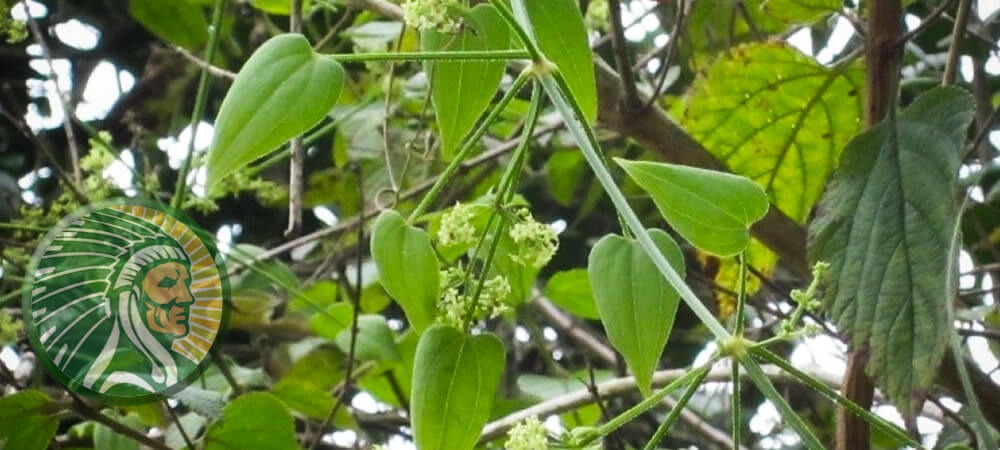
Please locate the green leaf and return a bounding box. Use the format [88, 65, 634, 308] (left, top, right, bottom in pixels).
[94, 411, 145, 450]
[271, 381, 334, 420]
[677, 43, 863, 225]
[174, 387, 227, 420]
[204, 392, 298, 450]
[207, 34, 345, 191]
[616, 159, 769, 256]
[588, 230, 685, 395]
[0, 390, 58, 450]
[761, 0, 840, 24]
[686, 0, 785, 59]
[511, 0, 597, 122]
[310, 302, 353, 338]
[411, 325, 505, 450]
[423, 4, 508, 160]
[129, 0, 207, 49]
[335, 314, 401, 362]
[545, 269, 599, 319]
[809, 86, 976, 417]
[249, 0, 311, 15]
[547, 149, 587, 206]
[370, 210, 440, 332]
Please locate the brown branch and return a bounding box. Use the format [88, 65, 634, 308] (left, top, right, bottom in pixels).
[942, 0, 972, 86]
[607, 0, 640, 110]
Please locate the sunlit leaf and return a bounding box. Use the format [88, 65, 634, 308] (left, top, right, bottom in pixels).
[588, 230, 684, 395]
[511, 0, 597, 122]
[207, 34, 345, 191]
[617, 159, 769, 256]
[423, 4, 508, 159]
[204, 392, 298, 450]
[761, 0, 840, 24]
[809, 86, 975, 417]
[370, 210, 440, 332]
[335, 314, 401, 362]
[411, 325, 505, 450]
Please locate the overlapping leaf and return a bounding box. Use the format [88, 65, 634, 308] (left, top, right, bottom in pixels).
[809, 86, 975, 417]
[761, 0, 840, 25]
[204, 392, 298, 450]
[411, 325, 505, 450]
[423, 4, 508, 160]
[676, 42, 863, 288]
[370, 210, 440, 332]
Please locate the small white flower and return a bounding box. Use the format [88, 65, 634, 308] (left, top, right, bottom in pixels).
[506, 415, 548, 450]
[438, 202, 478, 247]
[482, 275, 512, 318]
[402, 0, 461, 33]
[509, 210, 559, 269]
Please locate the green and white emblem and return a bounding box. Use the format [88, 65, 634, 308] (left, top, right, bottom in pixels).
[23, 199, 229, 404]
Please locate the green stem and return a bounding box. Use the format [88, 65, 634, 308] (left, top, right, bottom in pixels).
[735, 352, 825, 450]
[486, 0, 544, 62]
[643, 366, 711, 450]
[172, 0, 226, 209]
[408, 70, 531, 222]
[734, 252, 747, 335]
[0, 222, 48, 233]
[586, 361, 715, 445]
[537, 70, 732, 341]
[324, 49, 529, 63]
[731, 360, 742, 449]
[748, 346, 922, 448]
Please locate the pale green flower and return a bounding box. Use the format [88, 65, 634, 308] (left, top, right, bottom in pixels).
[402, 0, 460, 33]
[438, 202, 478, 247]
[506, 415, 548, 450]
[482, 275, 512, 318]
[509, 209, 559, 269]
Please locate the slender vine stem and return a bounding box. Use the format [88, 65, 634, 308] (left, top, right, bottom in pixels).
[643, 366, 710, 450]
[172, 0, 226, 209]
[749, 346, 922, 448]
[408, 70, 531, 222]
[324, 49, 529, 63]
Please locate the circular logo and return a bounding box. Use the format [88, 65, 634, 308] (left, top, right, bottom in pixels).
[22, 198, 229, 404]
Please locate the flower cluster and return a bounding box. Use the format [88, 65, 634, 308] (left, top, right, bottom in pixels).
[437, 265, 512, 329]
[506, 415, 548, 450]
[509, 209, 559, 269]
[438, 202, 478, 247]
[402, 0, 461, 33]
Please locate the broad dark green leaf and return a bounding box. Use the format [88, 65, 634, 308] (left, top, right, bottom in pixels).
[411, 325, 505, 450]
[511, 0, 596, 122]
[204, 392, 298, 450]
[207, 34, 345, 191]
[129, 0, 207, 49]
[545, 269, 599, 319]
[0, 390, 58, 450]
[588, 230, 685, 395]
[423, 4, 508, 160]
[616, 159, 769, 256]
[761, 0, 840, 24]
[809, 86, 975, 417]
[370, 210, 440, 332]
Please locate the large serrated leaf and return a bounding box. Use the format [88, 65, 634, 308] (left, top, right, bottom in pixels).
[411, 325, 505, 450]
[207, 34, 345, 191]
[511, 0, 596, 122]
[423, 4, 508, 160]
[616, 159, 769, 256]
[588, 230, 684, 396]
[204, 392, 298, 450]
[809, 86, 975, 417]
[370, 210, 440, 332]
[676, 42, 863, 290]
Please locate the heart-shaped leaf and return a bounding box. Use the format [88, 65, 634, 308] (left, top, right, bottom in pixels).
[207, 34, 345, 191]
[617, 159, 769, 256]
[545, 268, 599, 319]
[511, 0, 596, 122]
[588, 230, 684, 395]
[370, 210, 440, 332]
[411, 325, 505, 450]
[809, 86, 976, 417]
[423, 4, 508, 160]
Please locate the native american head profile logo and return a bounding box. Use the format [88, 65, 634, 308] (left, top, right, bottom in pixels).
[23, 200, 229, 404]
